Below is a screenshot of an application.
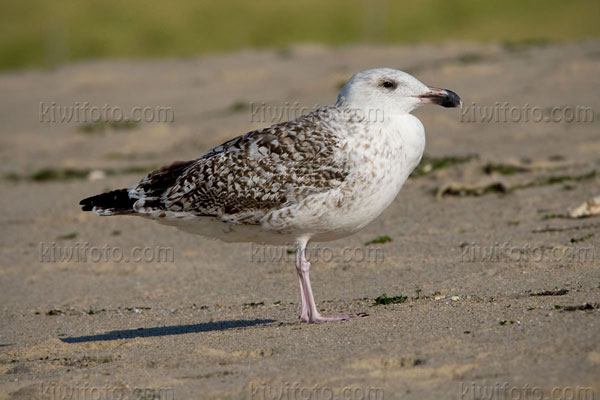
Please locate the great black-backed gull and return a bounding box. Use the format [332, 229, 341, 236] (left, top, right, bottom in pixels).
[80, 68, 461, 323]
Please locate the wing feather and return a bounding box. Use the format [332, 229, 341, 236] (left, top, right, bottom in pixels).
[129, 107, 351, 224]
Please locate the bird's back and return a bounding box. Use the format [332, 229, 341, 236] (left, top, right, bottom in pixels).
[81, 107, 352, 230]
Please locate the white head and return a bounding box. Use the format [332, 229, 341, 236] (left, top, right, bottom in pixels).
[337, 68, 461, 119]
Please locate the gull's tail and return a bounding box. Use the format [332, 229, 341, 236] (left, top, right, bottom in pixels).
[80, 189, 136, 216]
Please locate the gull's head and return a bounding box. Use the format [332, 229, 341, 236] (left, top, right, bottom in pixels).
[337, 68, 461, 118]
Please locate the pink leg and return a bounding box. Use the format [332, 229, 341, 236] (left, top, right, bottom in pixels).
[297, 252, 309, 322]
[295, 239, 365, 323]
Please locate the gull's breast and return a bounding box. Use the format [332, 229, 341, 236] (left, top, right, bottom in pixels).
[271, 114, 426, 241]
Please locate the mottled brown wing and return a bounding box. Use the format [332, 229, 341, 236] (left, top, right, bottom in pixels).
[132, 108, 350, 222]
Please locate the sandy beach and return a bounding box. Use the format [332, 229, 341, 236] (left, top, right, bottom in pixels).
[1, 41, 599, 399]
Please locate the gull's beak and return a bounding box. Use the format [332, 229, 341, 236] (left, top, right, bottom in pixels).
[416, 86, 462, 108]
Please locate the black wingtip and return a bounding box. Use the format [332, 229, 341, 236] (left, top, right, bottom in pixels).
[80, 197, 94, 211]
[80, 189, 134, 213]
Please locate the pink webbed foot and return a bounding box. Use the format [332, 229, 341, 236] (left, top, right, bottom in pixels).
[295, 238, 368, 324]
[303, 313, 368, 324]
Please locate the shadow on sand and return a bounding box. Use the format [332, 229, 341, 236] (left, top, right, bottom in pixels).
[61, 319, 276, 343]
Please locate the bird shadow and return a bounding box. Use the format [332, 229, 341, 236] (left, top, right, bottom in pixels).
[60, 319, 276, 343]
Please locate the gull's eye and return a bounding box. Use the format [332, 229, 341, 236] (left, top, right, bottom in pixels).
[381, 80, 397, 90]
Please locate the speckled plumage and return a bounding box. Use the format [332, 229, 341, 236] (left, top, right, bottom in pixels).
[81, 68, 461, 323]
[133, 106, 351, 223]
[107, 103, 423, 244]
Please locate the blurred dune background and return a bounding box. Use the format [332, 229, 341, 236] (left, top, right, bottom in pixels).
[1, 0, 599, 70]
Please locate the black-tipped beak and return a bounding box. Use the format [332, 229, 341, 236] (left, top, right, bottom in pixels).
[416, 86, 462, 108]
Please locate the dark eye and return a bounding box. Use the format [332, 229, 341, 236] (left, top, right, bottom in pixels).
[381, 80, 396, 89]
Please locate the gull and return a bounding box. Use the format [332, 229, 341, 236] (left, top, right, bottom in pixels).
[80, 68, 461, 323]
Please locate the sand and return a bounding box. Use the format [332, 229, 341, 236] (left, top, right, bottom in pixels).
[0, 41, 599, 399]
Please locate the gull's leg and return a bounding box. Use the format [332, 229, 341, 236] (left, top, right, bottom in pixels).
[295, 238, 365, 323]
[296, 251, 309, 322]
